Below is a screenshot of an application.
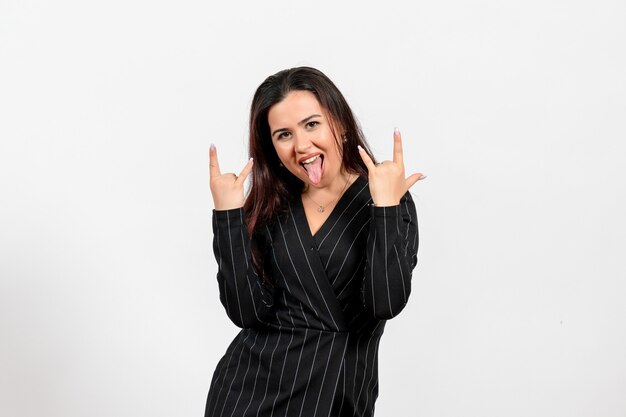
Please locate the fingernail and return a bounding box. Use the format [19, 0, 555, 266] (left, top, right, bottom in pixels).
[249, 157, 254, 162]
[394, 127, 400, 134]
[357, 145, 363, 151]
[210, 143, 215, 150]
[420, 175, 428, 180]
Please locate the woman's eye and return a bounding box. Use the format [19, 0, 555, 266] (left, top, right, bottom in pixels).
[306, 121, 320, 128]
[277, 132, 291, 140]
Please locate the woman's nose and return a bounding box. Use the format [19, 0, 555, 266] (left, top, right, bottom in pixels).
[294, 132, 313, 153]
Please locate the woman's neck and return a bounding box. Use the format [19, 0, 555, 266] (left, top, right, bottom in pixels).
[303, 171, 354, 201]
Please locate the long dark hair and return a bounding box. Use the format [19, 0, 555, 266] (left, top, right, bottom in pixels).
[243, 67, 377, 284]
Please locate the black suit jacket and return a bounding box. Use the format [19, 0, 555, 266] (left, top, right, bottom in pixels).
[206, 176, 418, 417]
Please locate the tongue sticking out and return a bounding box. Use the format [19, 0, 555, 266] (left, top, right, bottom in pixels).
[303, 156, 323, 184]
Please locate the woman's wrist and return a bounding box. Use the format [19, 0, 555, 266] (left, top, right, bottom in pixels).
[214, 205, 244, 211]
[371, 200, 400, 207]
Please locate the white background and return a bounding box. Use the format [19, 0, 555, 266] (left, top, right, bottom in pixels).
[1, 0, 625, 416]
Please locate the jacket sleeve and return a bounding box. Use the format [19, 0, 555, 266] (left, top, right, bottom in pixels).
[362, 191, 419, 320]
[212, 208, 274, 328]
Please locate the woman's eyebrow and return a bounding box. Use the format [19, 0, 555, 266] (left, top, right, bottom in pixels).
[298, 114, 322, 125]
[271, 114, 322, 138]
[271, 127, 289, 138]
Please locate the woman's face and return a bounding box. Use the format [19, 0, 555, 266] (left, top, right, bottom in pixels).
[267, 90, 344, 189]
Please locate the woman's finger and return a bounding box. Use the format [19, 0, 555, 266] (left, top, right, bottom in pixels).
[209, 144, 221, 179]
[236, 158, 254, 185]
[357, 145, 376, 172]
[392, 127, 404, 166]
[405, 173, 426, 189]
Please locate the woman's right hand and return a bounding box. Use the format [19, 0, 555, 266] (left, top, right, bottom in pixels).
[208, 144, 254, 210]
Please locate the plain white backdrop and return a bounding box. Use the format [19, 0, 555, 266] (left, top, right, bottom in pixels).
[1, 0, 625, 416]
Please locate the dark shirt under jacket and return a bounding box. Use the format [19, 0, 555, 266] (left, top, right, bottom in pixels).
[205, 175, 419, 417]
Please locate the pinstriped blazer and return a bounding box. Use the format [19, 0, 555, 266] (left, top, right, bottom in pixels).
[205, 176, 418, 417]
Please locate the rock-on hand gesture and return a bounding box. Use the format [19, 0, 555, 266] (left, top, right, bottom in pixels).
[208, 144, 254, 210]
[357, 128, 426, 206]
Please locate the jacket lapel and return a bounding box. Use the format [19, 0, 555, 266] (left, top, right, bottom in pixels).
[284, 200, 348, 331]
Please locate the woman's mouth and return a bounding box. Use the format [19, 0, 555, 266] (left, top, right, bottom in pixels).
[300, 154, 324, 184]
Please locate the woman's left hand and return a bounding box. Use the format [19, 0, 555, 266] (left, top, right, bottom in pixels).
[358, 128, 426, 206]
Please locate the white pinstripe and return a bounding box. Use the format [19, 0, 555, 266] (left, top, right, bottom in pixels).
[258, 330, 282, 417]
[284, 328, 309, 417]
[336, 359, 347, 416]
[352, 323, 381, 416]
[311, 332, 335, 416]
[269, 294, 297, 417]
[383, 208, 393, 317]
[242, 331, 269, 416]
[360, 336, 382, 415]
[237, 210, 264, 323]
[228, 331, 258, 417]
[326, 337, 349, 417]
[297, 331, 323, 417]
[226, 212, 245, 325]
[207, 334, 244, 417]
[214, 217, 230, 319]
[217, 330, 252, 417]
[369, 227, 377, 316]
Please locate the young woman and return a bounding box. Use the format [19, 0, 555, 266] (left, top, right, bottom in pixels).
[206, 67, 425, 417]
